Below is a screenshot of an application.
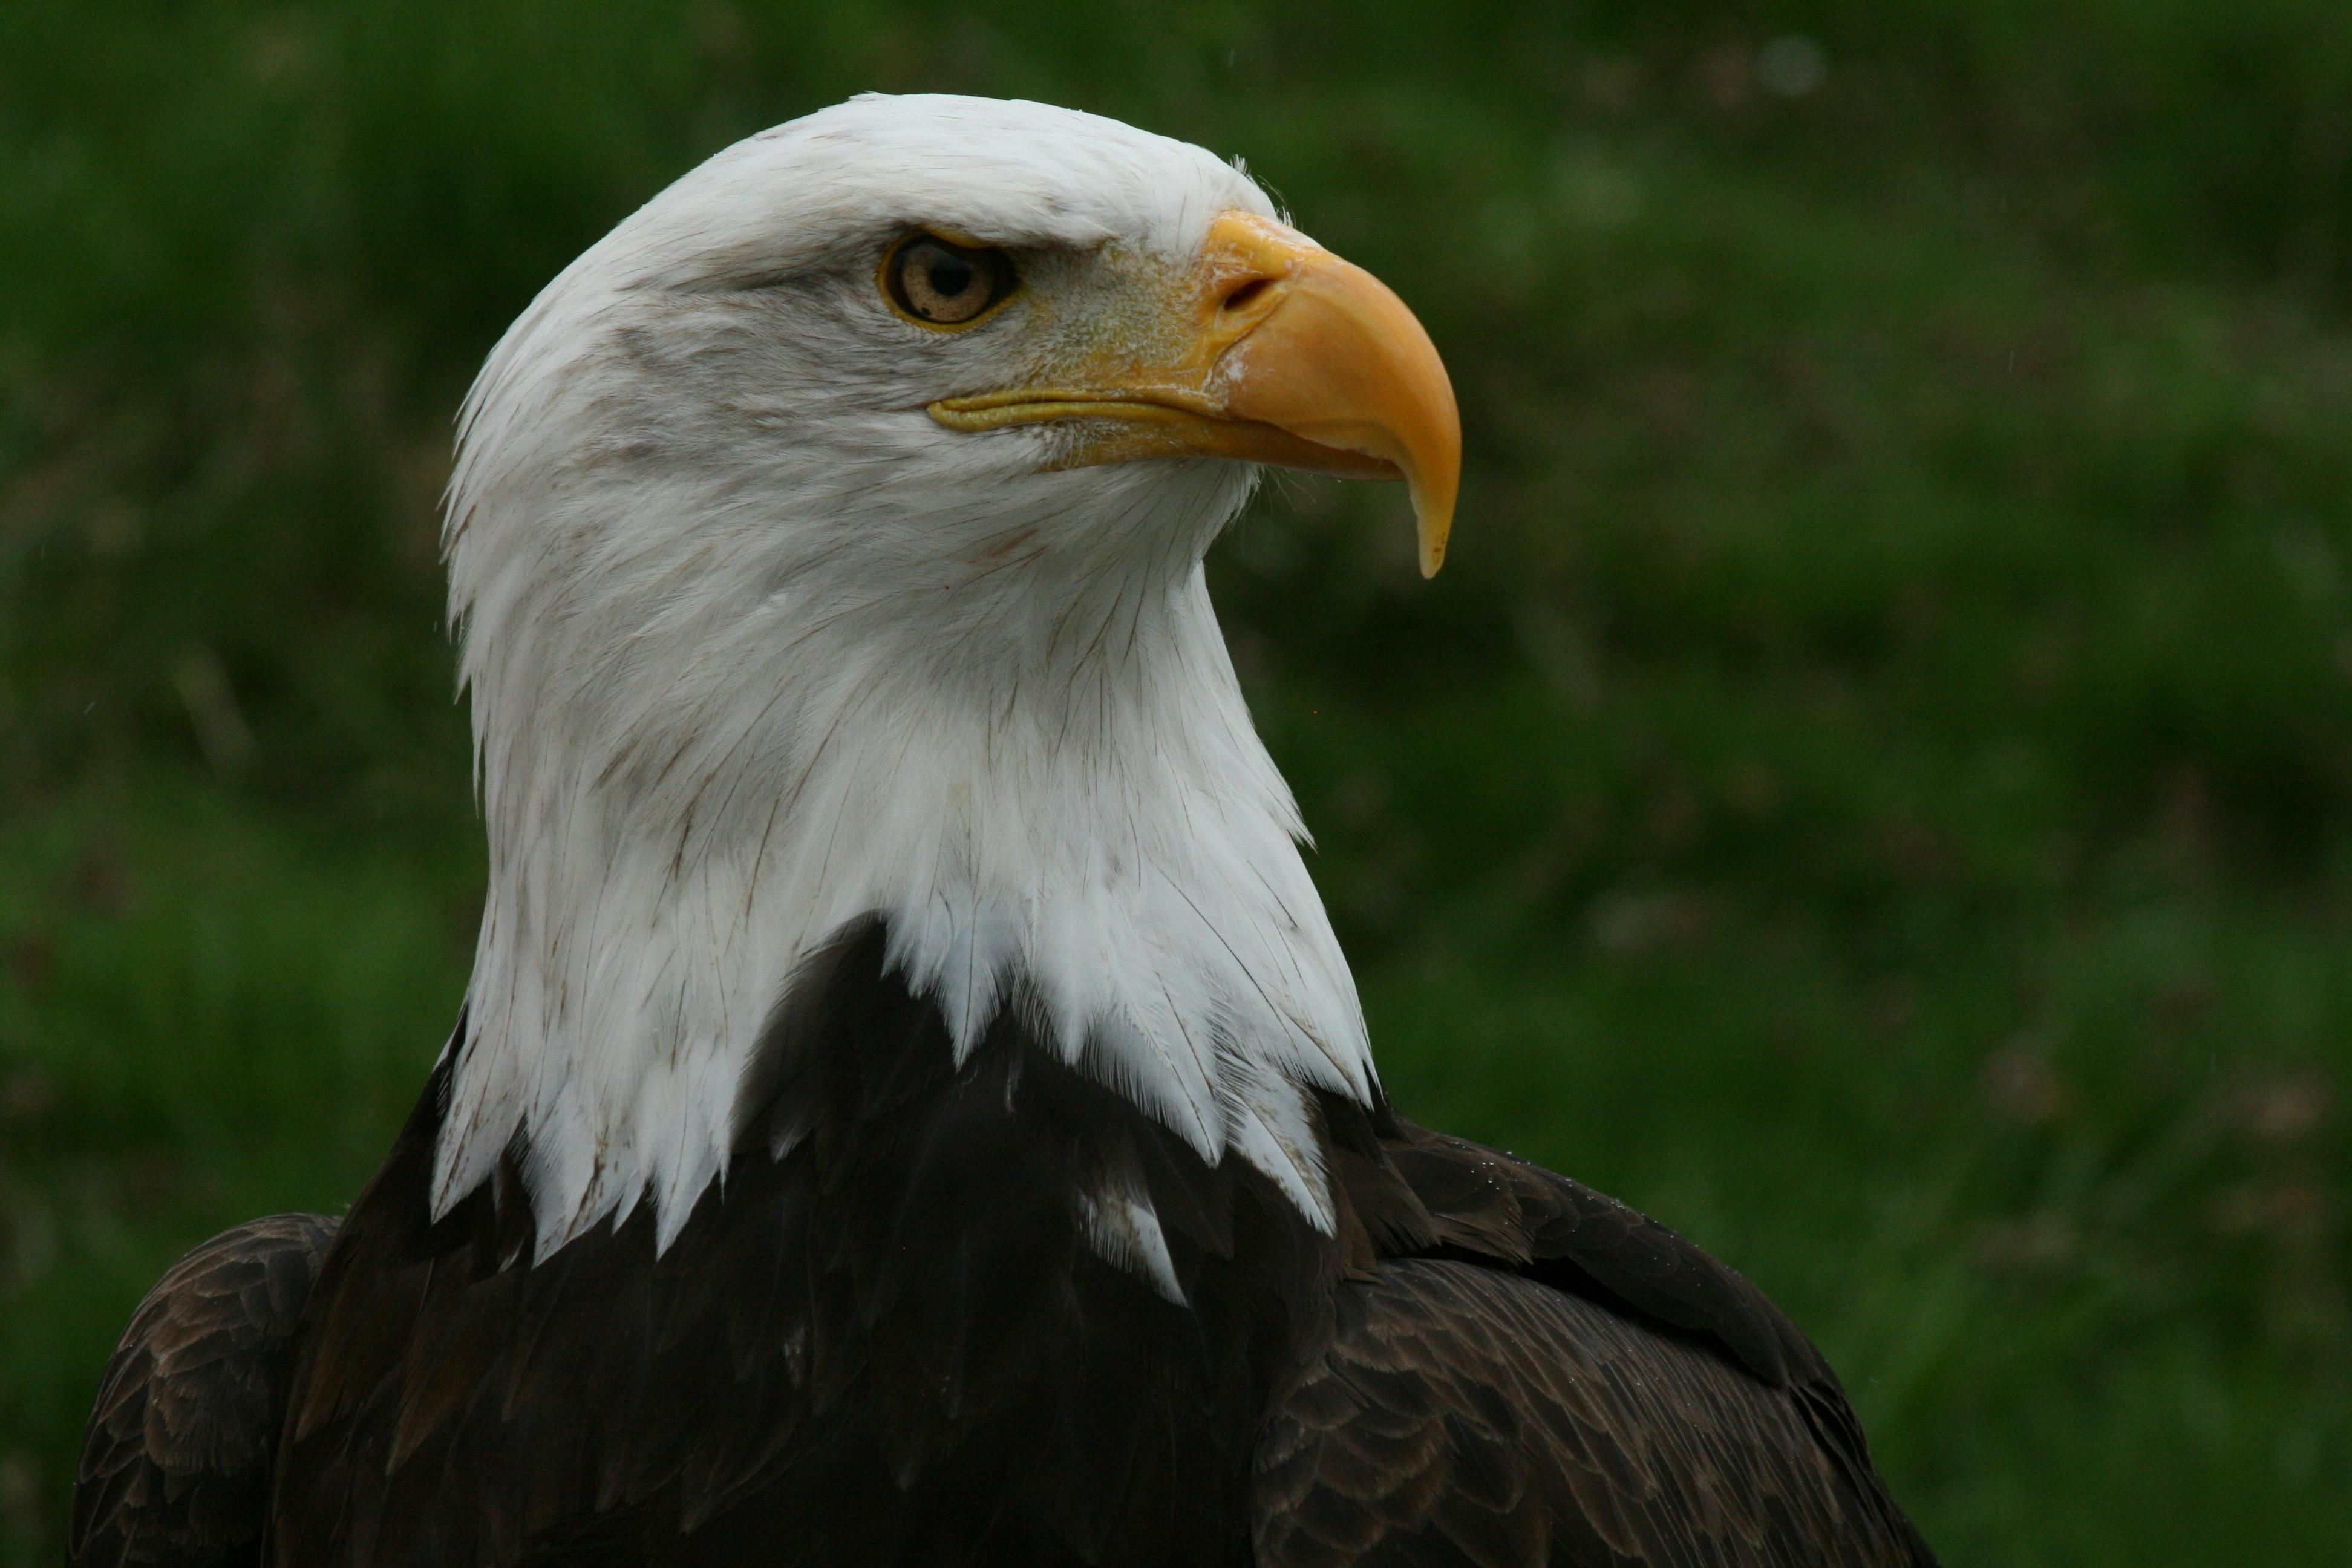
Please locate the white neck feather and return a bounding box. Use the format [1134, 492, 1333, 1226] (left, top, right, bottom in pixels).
[440, 453, 1373, 1258]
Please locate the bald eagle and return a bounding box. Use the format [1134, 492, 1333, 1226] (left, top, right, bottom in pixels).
[72, 95, 1937, 1568]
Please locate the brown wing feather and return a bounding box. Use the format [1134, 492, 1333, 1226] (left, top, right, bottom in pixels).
[1276, 1105, 1939, 1566]
[1328, 1110, 1814, 1391]
[70, 1213, 340, 1568]
[1253, 1258, 1924, 1568]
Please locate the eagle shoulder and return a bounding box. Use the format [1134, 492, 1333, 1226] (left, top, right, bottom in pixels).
[1259, 1108, 1939, 1567]
[70, 1212, 340, 1568]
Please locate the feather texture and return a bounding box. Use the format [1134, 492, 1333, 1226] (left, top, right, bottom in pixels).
[1253, 1261, 1929, 1568]
[70, 1214, 339, 1568]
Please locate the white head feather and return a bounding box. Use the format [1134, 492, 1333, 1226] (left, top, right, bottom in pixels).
[439, 93, 1374, 1258]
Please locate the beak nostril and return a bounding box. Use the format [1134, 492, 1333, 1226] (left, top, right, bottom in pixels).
[1220, 278, 1273, 313]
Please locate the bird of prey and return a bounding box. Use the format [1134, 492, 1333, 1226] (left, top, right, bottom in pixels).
[72, 93, 1938, 1568]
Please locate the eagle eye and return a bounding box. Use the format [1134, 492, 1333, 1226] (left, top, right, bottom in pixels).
[883, 234, 1016, 328]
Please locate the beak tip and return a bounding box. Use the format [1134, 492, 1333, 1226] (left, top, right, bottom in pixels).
[1411, 484, 1455, 580]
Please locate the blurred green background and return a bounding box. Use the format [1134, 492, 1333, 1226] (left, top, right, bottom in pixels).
[5, 1, 2352, 1560]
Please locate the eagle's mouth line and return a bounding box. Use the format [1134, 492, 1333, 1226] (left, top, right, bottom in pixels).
[926, 387, 1397, 483]
[927, 387, 1227, 432]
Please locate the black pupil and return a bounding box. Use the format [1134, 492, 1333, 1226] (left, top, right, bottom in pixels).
[926, 251, 975, 299]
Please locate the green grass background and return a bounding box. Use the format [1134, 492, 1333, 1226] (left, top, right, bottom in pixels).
[5, 1, 2352, 1560]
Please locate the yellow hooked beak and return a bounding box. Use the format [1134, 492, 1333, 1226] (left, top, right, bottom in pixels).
[929, 211, 1462, 577]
